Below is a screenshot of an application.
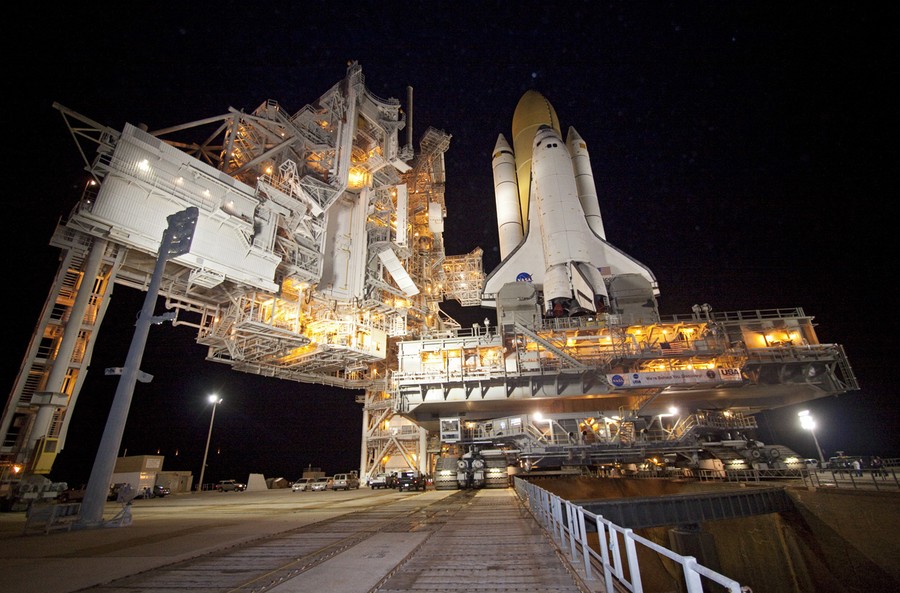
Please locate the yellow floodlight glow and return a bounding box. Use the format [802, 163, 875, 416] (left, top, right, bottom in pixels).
[348, 167, 369, 188]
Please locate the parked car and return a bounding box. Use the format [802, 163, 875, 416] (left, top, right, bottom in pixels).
[152, 484, 171, 497]
[292, 478, 315, 492]
[331, 473, 361, 490]
[395, 471, 425, 491]
[310, 477, 331, 491]
[58, 485, 86, 503]
[367, 473, 389, 489]
[216, 479, 246, 492]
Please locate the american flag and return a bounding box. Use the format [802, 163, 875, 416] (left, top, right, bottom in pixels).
[661, 341, 688, 353]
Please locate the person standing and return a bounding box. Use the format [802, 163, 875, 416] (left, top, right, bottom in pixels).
[851, 458, 862, 477]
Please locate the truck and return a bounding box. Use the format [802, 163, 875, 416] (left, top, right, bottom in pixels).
[395, 470, 425, 491]
[367, 472, 390, 489]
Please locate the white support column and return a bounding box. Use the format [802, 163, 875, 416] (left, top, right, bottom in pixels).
[29, 238, 109, 451]
[418, 426, 428, 474]
[359, 402, 369, 477]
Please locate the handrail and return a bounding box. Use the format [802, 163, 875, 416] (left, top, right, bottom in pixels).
[514, 477, 745, 593]
[803, 467, 899, 491]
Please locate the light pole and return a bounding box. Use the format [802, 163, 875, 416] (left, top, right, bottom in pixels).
[798, 410, 826, 466]
[78, 207, 199, 526]
[197, 395, 222, 492]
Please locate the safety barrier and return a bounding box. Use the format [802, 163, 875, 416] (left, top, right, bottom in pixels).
[803, 467, 899, 491]
[22, 502, 81, 535]
[514, 477, 746, 593]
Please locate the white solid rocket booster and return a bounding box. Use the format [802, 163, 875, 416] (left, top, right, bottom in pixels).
[566, 127, 606, 241]
[492, 134, 523, 260]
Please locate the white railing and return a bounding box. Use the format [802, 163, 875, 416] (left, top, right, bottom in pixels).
[514, 477, 745, 593]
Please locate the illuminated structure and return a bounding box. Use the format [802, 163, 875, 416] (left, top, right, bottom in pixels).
[396, 90, 858, 487]
[0, 63, 857, 503]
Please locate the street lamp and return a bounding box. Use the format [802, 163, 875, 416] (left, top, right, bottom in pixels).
[798, 410, 826, 466]
[197, 394, 222, 492]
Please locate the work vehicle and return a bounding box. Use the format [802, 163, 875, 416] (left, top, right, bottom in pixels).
[152, 484, 171, 497]
[826, 455, 868, 470]
[331, 473, 361, 490]
[395, 471, 425, 491]
[108, 483, 133, 501]
[367, 473, 390, 488]
[216, 479, 246, 492]
[292, 478, 315, 492]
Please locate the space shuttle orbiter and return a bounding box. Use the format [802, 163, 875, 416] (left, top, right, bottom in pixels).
[482, 90, 659, 318]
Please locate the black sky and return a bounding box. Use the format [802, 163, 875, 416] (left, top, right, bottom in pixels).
[6, 2, 897, 484]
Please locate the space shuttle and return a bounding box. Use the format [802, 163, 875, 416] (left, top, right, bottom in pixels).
[482, 90, 659, 318]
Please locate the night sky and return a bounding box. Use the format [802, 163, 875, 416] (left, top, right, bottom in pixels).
[7, 3, 896, 486]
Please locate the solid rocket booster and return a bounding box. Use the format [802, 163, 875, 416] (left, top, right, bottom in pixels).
[483, 90, 657, 315]
[492, 134, 523, 260]
[567, 127, 606, 241]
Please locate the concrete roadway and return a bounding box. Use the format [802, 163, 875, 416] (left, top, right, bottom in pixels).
[0, 486, 420, 593]
[0, 486, 587, 593]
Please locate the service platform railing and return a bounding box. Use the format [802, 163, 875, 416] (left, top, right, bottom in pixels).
[689, 467, 900, 492]
[514, 477, 745, 593]
[803, 467, 899, 491]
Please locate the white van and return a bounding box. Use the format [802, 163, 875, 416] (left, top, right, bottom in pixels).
[331, 473, 361, 490]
